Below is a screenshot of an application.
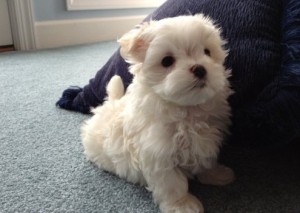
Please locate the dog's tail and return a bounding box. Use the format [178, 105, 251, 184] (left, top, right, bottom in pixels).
[106, 75, 125, 101]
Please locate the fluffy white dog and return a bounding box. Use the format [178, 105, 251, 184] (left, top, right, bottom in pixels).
[81, 14, 235, 213]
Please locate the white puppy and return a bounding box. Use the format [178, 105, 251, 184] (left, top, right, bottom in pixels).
[81, 14, 235, 213]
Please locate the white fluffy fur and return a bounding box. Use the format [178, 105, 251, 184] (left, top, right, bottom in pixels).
[81, 14, 235, 213]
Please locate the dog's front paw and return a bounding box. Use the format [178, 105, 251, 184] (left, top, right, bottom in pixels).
[160, 194, 204, 213]
[197, 164, 235, 186]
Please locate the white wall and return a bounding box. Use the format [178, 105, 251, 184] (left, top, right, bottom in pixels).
[31, 0, 157, 49]
[0, 0, 13, 46]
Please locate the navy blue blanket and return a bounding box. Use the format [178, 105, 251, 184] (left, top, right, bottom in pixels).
[57, 0, 300, 149]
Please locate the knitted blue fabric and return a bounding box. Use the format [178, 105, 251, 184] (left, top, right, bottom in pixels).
[231, 0, 300, 148]
[57, 0, 300, 148]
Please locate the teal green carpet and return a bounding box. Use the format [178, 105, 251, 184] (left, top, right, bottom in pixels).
[0, 42, 299, 212]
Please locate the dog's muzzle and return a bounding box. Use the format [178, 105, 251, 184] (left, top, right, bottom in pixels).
[190, 65, 207, 80]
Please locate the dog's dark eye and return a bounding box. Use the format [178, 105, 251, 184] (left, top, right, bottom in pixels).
[161, 56, 175, 67]
[204, 48, 211, 56]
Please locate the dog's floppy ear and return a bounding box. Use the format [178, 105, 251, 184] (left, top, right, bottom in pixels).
[118, 22, 153, 63]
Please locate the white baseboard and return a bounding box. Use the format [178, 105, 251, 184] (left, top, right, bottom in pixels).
[66, 0, 166, 10]
[35, 16, 145, 49]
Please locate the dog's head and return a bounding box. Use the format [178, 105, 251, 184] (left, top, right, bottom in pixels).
[118, 15, 230, 106]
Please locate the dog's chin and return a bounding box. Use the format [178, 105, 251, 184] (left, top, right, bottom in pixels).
[161, 85, 217, 107]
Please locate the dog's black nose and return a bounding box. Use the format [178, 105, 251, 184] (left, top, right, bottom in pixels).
[191, 65, 207, 79]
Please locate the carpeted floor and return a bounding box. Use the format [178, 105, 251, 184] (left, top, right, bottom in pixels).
[0, 41, 299, 213]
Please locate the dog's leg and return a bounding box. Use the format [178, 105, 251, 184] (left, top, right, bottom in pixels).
[145, 168, 204, 213]
[197, 164, 235, 186]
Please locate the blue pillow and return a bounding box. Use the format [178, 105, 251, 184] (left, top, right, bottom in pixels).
[231, 0, 300, 148]
[57, 0, 300, 148]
